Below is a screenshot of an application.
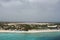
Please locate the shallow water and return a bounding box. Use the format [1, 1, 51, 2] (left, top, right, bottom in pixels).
[0, 32, 60, 40]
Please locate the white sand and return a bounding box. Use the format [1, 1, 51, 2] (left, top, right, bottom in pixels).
[0, 30, 60, 33]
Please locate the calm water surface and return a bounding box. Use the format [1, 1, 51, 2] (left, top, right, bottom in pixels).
[0, 32, 60, 40]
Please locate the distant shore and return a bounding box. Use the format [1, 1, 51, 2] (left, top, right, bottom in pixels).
[0, 30, 60, 33]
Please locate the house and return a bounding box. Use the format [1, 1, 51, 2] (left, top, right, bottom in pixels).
[47, 25, 57, 29]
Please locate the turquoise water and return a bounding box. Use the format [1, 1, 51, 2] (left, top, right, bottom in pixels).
[0, 32, 60, 40]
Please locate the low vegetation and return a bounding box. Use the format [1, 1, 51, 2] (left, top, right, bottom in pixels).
[0, 23, 60, 31]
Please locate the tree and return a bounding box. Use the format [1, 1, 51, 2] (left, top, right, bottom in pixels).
[23, 24, 32, 31]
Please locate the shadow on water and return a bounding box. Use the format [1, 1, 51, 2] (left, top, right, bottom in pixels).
[53, 35, 60, 40]
[35, 36, 54, 40]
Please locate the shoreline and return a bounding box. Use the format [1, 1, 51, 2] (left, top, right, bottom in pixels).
[0, 30, 60, 33]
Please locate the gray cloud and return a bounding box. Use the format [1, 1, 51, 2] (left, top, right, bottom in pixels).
[0, 0, 23, 7]
[0, 0, 60, 22]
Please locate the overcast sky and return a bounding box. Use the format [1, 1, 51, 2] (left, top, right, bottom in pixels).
[0, 0, 60, 22]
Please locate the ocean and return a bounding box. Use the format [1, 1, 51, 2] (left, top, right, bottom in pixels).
[0, 32, 60, 40]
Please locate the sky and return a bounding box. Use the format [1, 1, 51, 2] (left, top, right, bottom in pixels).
[0, 0, 60, 22]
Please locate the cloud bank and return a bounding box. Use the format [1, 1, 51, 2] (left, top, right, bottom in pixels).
[0, 0, 60, 22]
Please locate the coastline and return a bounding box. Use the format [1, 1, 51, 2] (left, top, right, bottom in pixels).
[0, 30, 60, 33]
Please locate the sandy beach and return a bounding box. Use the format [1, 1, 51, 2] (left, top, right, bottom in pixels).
[0, 30, 60, 33]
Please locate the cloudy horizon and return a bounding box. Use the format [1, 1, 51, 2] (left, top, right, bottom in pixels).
[0, 0, 60, 22]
